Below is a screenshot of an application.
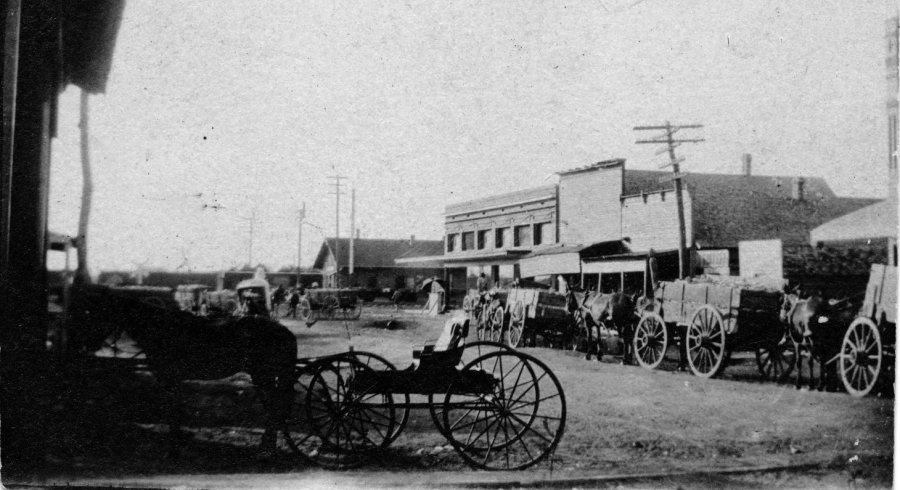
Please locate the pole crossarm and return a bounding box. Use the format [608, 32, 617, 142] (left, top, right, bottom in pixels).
[636, 138, 705, 144]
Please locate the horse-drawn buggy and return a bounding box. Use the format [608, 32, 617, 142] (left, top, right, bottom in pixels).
[504, 288, 577, 348]
[64, 283, 566, 471]
[284, 317, 567, 470]
[837, 264, 896, 397]
[297, 288, 362, 324]
[235, 278, 273, 317]
[633, 278, 784, 378]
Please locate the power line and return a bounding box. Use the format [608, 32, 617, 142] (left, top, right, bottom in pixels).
[634, 121, 704, 279]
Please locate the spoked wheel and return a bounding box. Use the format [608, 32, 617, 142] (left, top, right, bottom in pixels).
[474, 304, 487, 341]
[428, 341, 513, 436]
[302, 355, 396, 468]
[322, 296, 339, 320]
[755, 334, 797, 383]
[441, 350, 566, 470]
[506, 301, 526, 348]
[347, 352, 409, 444]
[839, 317, 883, 397]
[281, 360, 325, 463]
[488, 306, 505, 343]
[686, 305, 727, 378]
[633, 313, 668, 370]
[343, 302, 363, 321]
[298, 298, 315, 326]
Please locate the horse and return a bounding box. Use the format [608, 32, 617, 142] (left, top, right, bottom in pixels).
[571, 291, 638, 363]
[67, 284, 298, 457]
[780, 291, 854, 391]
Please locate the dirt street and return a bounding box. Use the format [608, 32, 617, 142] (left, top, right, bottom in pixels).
[6, 308, 893, 488]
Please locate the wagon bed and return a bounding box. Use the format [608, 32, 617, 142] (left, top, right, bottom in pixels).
[299, 288, 362, 323]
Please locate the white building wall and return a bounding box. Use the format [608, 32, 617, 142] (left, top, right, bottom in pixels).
[558, 165, 623, 244]
[621, 190, 693, 252]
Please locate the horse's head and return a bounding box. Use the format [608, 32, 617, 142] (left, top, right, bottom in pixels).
[779, 293, 799, 324]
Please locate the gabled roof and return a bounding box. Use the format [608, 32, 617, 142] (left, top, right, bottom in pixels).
[623, 170, 880, 247]
[313, 238, 444, 270]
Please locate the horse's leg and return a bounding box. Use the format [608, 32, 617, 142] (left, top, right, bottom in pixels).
[158, 375, 189, 458]
[622, 322, 634, 365]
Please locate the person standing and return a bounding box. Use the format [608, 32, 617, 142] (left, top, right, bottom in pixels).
[287, 288, 300, 318]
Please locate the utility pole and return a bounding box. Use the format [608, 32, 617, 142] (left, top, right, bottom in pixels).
[297, 202, 305, 286]
[327, 175, 346, 287]
[349, 188, 355, 279]
[634, 122, 704, 279]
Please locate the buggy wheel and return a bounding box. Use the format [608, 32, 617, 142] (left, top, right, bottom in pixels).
[633, 313, 668, 370]
[488, 306, 505, 343]
[839, 317, 882, 397]
[506, 301, 526, 348]
[303, 355, 396, 468]
[323, 296, 339, 320]
[755, 334, 797, 383]
[347, 351, 409, 444]
[343, 302, 363, 321]
[298, 298, 314, 325]
[442, 350, 566, 470]
[281, 360, 325, 463]
[686, 305, 727, 378]
[429, 341, 513, 436]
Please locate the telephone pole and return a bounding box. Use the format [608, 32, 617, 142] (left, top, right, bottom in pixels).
[634, 122, 704, 279]
[327, 175, 346, 287]
[297, 202, 305, 286]
[237, 208, 257, 267]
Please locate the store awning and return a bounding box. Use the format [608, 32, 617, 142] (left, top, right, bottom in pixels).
[519, 252, 582, 277]
[440, 250, 531, 267]
[581, 258, 646, 274]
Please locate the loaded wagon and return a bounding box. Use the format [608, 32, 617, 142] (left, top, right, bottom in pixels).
[634, 278, 784, 378]
[298, 288, 362, 324]
[838, 264, 896, 396]
[504, 288, 574, 348]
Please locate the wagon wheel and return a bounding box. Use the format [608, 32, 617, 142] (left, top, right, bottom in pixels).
[488, 306, 504, 343]
[441, 350, 566, 470]
[462, 294, 474, 313]
[633, 313, 668, 370]
[506, 301, 526, 348]
[428, 341, 513, 436]
[348, 351, 408, 444]
[839, 317, 882, 397]
[302, 355, 396, 468]
[297, 298, 316, 326]
[322, 296, 339, 320]
[343, 301, 363, 321]
[755, 334, 797, 383]
[686, 305, 727, 378]
[474, 303, 487, 341]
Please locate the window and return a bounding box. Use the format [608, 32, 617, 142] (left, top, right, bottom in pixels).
[533, 222, 552, 245]
[477, 230, 489, 250]
[495, 227, 511, 248]
[514, 225, 532, 247]
[461, 231, 475, 251]
[446, 234, 458, 253]
[491, 265, 500, 285]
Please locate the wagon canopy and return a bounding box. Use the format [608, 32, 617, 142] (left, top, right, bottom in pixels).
[519, 240, 633, 278]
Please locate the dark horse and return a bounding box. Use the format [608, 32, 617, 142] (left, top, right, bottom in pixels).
[570, 291, 637, 363]
[68, 284, 298, 455]
[780, 291, 855, 391]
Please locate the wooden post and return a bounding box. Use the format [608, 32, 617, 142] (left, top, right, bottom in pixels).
[76, 89, 92, 283]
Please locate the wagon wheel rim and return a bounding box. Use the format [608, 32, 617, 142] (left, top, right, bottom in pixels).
[344, 301, 363, 320]
[489, 307, 504, 343]
[442, 350, 566, 470]
[506, 302, 525, 348]
[686, 306, 727, 378]
[633, 313, 667, 370]
[303, 356, 396, 468]
[839, 317, 882, 397]
[281, 361, 323, 463]
[755, 334, 797, 383]
[475, 305, 487, 341]
[429, 341, 514, 437]
[323, 296, 339, 320]
[347, 351, 409, 444]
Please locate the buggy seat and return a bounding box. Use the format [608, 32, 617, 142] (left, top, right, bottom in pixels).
[351, 316, 495, 395]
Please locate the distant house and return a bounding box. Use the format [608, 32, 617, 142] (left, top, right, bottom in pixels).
[313, 237, 444, 290]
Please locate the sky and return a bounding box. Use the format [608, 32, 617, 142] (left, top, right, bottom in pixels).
[47, 0, 894, 273]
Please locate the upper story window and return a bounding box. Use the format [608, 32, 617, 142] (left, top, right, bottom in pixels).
[446, 234, 458, 253]
[477, 230, 489, 250]
[495, 227, 511, 249]
[533, 222, 552, 246]
[514, 225, 532, 247]
[461, 231, 475, 251]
